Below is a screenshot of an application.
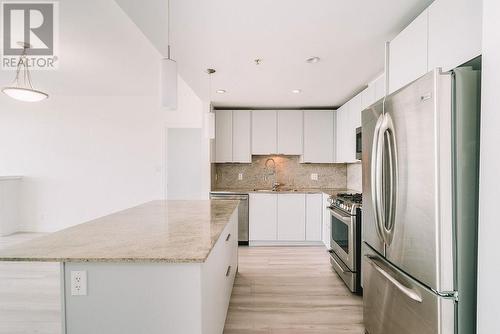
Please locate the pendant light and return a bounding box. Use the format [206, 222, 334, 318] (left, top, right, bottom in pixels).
[2, 43, 48, 102]
[161, 0, 177, 110]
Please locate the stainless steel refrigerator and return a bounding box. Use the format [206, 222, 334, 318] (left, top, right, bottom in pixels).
[362, 67, 480, 334]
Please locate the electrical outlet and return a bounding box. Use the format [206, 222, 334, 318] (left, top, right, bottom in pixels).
[311, 173, 318, 181]
[71, 271, 87, 296]
[238, 173, 243, 180]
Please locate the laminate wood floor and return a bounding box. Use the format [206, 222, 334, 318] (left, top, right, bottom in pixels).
[0, 235, 363, 334]
[224, 246, 364, 334]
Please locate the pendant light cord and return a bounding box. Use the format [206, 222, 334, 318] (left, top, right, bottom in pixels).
[13, 46, 34, 89]
[167, 0, 171, 59]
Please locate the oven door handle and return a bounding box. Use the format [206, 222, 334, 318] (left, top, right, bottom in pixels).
[328, 207, 352, 225]
[329, 250, 349, 273]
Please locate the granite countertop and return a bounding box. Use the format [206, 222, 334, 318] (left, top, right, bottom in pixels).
[211, 188, 358, 196]
[0, 200, 239, 264]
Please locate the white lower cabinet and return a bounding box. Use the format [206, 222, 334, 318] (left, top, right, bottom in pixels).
[306, 194, 322, 241]
[249, 193, 278, 241]
[277, 194, 306, 241]
[249, 192, 325, 245]
[322, 193, 331, 249]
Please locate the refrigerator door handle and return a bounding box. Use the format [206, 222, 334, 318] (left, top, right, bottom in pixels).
[371, 114, 386, 244]
[366, 255, 423, 303]
[382, 113, 398, 246]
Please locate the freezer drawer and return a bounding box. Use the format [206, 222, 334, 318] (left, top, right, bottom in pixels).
[363, 244, 454, 334]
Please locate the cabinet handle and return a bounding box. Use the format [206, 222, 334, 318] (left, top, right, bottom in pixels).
[226, 266, 232, 277]
[226, 233, 231, 241]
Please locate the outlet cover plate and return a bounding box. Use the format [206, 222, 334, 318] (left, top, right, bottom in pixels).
[71, 270, 87, 296]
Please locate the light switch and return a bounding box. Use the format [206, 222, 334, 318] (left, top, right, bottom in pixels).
[238, 173, 243, 180]
[311, 173, 318, 181]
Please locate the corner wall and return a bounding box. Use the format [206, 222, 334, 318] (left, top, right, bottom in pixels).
[477, 0, 500, 332]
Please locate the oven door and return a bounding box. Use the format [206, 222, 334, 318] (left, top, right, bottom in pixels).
[329, 207, 356, 271]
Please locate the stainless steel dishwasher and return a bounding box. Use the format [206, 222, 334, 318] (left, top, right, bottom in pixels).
[210, 192, 249, 245]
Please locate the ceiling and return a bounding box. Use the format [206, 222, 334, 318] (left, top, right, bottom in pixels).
[166, 0, 434, 108]
[0, 0, 162, 97]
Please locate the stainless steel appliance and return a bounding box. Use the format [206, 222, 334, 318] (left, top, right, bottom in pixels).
[362, 68, 481, 334]
[210, 192, 249, 245]
[328, 193, 362, 293]
[356, 126, 362, 160]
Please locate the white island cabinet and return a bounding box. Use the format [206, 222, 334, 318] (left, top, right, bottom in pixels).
[0, 200, 239, 334]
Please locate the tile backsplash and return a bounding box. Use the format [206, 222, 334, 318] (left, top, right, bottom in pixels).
[213, 155, 347, 189]
[346, 162, 362, 192]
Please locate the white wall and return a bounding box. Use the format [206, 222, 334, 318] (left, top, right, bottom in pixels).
[0, 96, 165, 232]
[0, 0, 170, 232]
[167, 129, 205, 200]
[477, 0, 500, 332]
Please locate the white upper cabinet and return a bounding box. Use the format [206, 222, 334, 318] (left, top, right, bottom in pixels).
[215, 110, 233, 163]
[388, 9, 429, 94]
[336, 93, 361, 163]
[335, 103, 347, 163]
[361, 84, 376, 111]
[232, 111, 252, 163]
[306, 194, 322, 241]
[252, 110, 277, 155]
[303, 111, 335, 163]
[277, 194, 306, 241]
[277, 110, 303, 155]
[215, 110, 251, 163]
[428, 0, 482, 72]
[374, 73, 386, 101]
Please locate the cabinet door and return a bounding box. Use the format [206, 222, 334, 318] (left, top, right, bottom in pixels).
[361, 85, 376, 111]
[428, 0, 482, 72]
[303, 111, 334, 163]
[347, 93, 362, 163]
[249, 193, 277, 241]
[374, 73, 386, 101]
[336, 104, 348, 163]
[232, 111, 252, 163]
[388, 9, 428, 94]
[322, 193, 331, 248]
[277, 194, 305, 241]
[277, 110, 303, 155]
[252, 110, 277, 155]
[215, 110, 232, 162]
[306, 194, 322, 241]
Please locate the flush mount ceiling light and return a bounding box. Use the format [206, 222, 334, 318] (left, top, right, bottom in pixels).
[2, 43, 48, 102]
[306, 56, 321, 64]
[161, 0, 177, 110]
[216, 89, 226, 94]
[291, 89, 302, 94]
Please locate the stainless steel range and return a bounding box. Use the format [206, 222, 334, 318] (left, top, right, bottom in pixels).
[327, 192, 362, 294]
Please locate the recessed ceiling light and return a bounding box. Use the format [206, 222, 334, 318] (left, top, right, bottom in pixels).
[306, 56, 321, 64]
[216, 89, 227, 94]
[291, 89, 302, 94]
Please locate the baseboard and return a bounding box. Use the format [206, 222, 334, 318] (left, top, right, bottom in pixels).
[249, 241, 325, 247]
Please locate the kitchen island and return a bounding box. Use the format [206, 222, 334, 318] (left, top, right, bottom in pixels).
[0, 200, 240, 334]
